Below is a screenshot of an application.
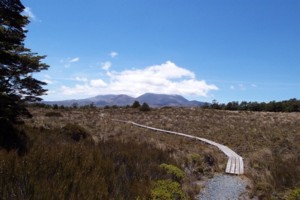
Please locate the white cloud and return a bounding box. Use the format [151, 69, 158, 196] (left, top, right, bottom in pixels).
[75, 76, 88, 82]
[109, 51, 118, 58]
[230, 84, 246, 91]
[102, 61, 112, 70]
[60, 61, 218, 98]
[61, 84, 89, 95]
[70, 57, 80, 63]
[251, 84, 257, 88]
[90, 79, 107, 87]
[61, 83, 103, 96]
[63, 57, 80, 68]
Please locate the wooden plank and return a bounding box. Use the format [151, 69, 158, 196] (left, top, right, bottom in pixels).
[235, 156, 240, 174]
[239, 157, 244, 174]
[113, 119, 244, 175]
[230, 157, 236, 174]
[225, 157, 232, 173]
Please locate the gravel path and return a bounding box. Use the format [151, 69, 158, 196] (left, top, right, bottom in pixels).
[198, 174, 248, 200]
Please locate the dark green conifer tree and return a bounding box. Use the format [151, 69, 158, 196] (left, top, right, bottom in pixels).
[140, 102, 150, 111]
[0, 0, 49, 122]
[131, 100, 141, 108]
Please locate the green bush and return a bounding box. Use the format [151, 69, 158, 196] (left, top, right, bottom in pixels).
[151, 179, 187, 200]
[189, 153, 201, 163]
[288, 188, 300, 200]
[160, 163, 185, 181]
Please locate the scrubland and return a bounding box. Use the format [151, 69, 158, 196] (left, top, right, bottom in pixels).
[1, 106, 299, 199]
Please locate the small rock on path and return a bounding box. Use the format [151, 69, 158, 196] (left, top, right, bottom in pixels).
[198, 174, 248, 200]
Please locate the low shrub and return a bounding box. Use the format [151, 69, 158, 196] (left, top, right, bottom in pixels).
[287, 188, 300, 200]
[184, 153, 206, 177]
[160, 163, 185, 181]
[60, 123, 91, 142]
[204, 154, 215, 166]
[255, 182, 273, 199]
[151, 179, 187, 200]
[45, 112, 63, 117]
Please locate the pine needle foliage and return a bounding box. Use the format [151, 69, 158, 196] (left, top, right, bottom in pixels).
[0, 0, 49, 122]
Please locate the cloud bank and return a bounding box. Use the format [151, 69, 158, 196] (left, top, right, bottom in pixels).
[61, 61, 218, 98]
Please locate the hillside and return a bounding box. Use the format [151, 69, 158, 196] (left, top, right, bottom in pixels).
[43, 93, 206, 107]
[24, 106, 300, 199]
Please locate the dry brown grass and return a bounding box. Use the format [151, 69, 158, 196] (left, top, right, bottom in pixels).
[25, 107, 300, 199]
[0, 123, 183, 199]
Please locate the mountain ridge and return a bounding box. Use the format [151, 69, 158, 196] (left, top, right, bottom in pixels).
[43, 93, 206, 107]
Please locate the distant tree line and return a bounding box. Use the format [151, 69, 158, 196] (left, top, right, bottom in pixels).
[28, 100, 151, 111]
[203, 98, 300, 112]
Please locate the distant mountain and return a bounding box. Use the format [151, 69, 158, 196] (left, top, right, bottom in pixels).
[43, 93, 206, 107]
[98, 94, 135, 106]
[137, 93, 200, 107]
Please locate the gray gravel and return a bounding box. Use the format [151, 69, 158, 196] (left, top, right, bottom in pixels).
[198, 174, 248, 200]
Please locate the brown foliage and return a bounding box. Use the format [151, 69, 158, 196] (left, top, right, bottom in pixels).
[24, 107, 300, 199]
[0, 125, 178, 199]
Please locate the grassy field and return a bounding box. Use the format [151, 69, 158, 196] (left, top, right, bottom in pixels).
[2, 106, 299, 199]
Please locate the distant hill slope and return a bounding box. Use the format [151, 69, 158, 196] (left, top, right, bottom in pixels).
[43, 93, 206, 107]
[137, 93, 204, 107]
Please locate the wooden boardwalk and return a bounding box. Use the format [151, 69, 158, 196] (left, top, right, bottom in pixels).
[113, 120, 244, 175]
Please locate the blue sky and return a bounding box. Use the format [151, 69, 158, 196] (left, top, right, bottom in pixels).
[22, 0, 299, 103]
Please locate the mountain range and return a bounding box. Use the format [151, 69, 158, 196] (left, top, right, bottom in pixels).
[43, 93, 206, 107]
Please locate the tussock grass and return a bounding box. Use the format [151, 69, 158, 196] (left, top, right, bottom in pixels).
[44, 111, 63, 117]
[24, 107, 300, 199]
[0, 125, 183, 199]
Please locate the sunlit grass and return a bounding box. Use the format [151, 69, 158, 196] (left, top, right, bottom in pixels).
[24, 106, 300, 199]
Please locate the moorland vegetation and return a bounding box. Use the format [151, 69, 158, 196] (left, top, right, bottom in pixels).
[16, 105, 299, 199]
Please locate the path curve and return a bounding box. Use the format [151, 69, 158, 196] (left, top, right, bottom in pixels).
[113, 119, 244, 175]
